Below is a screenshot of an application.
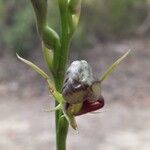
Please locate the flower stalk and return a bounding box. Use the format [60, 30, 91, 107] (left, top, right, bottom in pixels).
[29, 0, 82, 150]
[17, 0, 130, 150]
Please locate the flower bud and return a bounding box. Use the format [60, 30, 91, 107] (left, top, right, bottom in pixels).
[62, 60, 101, 104]
[62, 60, 104, 116]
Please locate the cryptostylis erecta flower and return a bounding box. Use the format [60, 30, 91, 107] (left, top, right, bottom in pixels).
[17, 50, 130, 130]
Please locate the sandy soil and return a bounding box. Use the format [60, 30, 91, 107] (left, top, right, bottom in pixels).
[0, 38, 150, 150]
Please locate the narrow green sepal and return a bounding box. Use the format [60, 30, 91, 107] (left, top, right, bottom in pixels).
[100, 50, 130, 82]
[17, 54, 64, 104]
[17, 53, 50, 80]
[45, 103, 62, 112]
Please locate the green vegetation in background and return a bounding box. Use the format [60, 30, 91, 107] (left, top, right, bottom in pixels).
[0, 0, 149, 55]
[0, 0, 58, 56]
[0, 1, 34, 55]
[81, 0, 148, 41]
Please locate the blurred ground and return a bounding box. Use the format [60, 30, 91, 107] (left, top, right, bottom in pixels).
[0, 38, 150, 150]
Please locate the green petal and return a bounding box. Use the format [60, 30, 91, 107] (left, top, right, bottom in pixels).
[17, 53, 64, 104]
[45, 103, 62, 112]
[100, 50, 130, 82]
[17, 53, 50, 80]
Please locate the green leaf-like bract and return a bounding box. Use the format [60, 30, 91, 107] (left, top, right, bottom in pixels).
[100, 50, 130, 82]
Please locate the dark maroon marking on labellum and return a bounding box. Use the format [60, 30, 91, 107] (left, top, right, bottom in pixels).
[75, 96, 104, 116]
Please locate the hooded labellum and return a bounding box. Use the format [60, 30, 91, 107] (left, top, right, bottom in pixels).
[62, 60, 104, 115]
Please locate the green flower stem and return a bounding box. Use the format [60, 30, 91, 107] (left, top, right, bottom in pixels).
[30, 0, 81, 149]
[55, 0, 70, 84]
[57, 116, 69, 150]
[54, 1, 70, 150]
